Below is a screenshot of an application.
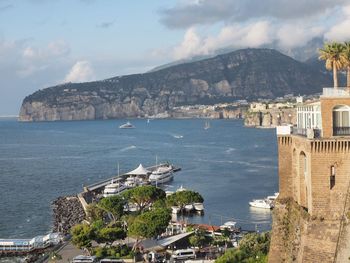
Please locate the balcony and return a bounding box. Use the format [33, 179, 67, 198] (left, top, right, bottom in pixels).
[276, 126, 322, 138]
[333, 127, 350, 136]
[322, 87, 350, 97]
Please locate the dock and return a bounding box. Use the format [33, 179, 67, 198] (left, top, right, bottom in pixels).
[84, 163, 181, 192]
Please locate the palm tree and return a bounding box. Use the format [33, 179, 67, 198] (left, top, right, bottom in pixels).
[341, 42, 350, 90]
[319, 42, 344, 89]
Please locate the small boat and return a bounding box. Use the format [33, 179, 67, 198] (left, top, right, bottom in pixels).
[119, 121, 135, 129]
[267, 192, 279, 201]
[249, 199, 273, 209]
[171, 206, 181, 214]
[220, 221, 237, 231]
[173, 134, 183, 139]
[184, 204, 194, 212]
[149, 165, 174, 185]
[193, 202, 204, 213]
[103, 180, 128, 197]
[204, 121, 210, 130]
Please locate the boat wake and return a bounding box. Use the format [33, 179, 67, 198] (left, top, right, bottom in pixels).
[119, 145, 137, 152]
[225, 147, 236, 153]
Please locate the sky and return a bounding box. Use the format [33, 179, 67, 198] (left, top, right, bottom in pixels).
[1, 0, 350, 115]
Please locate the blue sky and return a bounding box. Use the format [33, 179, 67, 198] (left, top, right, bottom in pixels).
[0, 0, 350, 115]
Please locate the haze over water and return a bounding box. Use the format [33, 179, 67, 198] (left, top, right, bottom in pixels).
[0, 118, 278, 238]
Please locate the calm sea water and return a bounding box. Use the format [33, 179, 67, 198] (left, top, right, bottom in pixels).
[0, 118, 278, 238]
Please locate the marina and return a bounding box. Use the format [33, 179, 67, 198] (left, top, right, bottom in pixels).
[0, 118, 278, 239]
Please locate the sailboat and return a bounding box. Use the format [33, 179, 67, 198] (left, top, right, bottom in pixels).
[204, 120, 210, 130]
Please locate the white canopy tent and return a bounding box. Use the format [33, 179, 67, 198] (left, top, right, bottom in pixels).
[125, 164, 150, 176]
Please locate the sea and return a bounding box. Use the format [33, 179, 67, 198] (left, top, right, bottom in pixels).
[0, 118, 278, 239]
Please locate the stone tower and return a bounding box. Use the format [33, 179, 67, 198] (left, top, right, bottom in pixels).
[269, 88, 350, 263]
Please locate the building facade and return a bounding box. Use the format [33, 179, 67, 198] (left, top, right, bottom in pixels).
[277, 88, 350, 218]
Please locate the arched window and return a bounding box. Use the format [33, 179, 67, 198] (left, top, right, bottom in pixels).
[333, 105, 350, 135]
[330, 165, 336, 189]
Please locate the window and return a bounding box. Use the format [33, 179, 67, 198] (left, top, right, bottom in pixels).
[330, 165, 336, 189]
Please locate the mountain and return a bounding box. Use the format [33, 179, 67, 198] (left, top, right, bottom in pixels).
[19, 48, 332, 121]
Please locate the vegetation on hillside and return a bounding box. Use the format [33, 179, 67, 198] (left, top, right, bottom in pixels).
[215, 232, 270, 263]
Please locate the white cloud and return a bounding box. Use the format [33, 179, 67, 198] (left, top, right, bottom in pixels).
[277, 24, 325, 49]
[325, 5, 350, 42]
[64, 60, 95, 83]
[171, 21, 273, 60]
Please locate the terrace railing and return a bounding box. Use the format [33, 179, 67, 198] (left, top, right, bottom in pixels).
[322, 88, 350, 97]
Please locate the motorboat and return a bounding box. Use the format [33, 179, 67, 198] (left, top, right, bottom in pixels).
[184, 204, 194, 212]
[119, 121, 135, 129]
[220, 221, 237, 231]
[249, 199, 273, 209]
[267, 192, 279, 201]
[165, 190, 174, 196]
[103, 180, 128, 197]
[193, 202, 204, 213]
[204, 121, 210, 130]
[124, 176, 146, 188]
[171, 206, 181, 214]
[149, 165, 173, 185]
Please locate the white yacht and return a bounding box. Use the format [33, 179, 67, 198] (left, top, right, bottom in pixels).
[220, 221, 237, 231]
[119, 122, 135, 129]
[149, 165, 173, 185]
[103, 180, 128, 197]
[176, 185, 187, 192]
[193, 202, 204, 213]
[124, 176, 146, 188]
[249, 199, 273, 209]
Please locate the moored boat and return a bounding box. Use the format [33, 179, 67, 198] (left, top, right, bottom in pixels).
[193, 202, 204, 213]
[103, 180, 128, 197]
[220, 221, 237, 231]
[249, 199, 273, 209]
[184, 204, 194, 212]
[149, 165, 173, 185]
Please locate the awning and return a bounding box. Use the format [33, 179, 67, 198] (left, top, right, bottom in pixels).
[125, 164, 150, 176]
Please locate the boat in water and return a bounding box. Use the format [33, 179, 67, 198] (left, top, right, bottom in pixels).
[193, 202, 204, 213]
[103, 180, 128, 197]
[249, 199, 273, 209]
[204, 121, 210, 130]
[119, 121, 135, 129]
[124, 176, 147, 188]
[149, 165, 173, 185]
[220, 221, 237, 231]
[176, 185, 187, 192]
[267, 192, 279, 201]
[184, 203, 194, 212]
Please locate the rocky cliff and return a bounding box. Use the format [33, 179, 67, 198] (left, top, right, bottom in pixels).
[19, 48, 331, 121]
[244, 108, 296, 128]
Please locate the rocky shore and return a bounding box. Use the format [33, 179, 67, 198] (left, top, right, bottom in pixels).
[52, 196, 85, 235]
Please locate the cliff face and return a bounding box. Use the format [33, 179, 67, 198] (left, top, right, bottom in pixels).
[19, 48, 331, 121]
[244, 108, 296, 128]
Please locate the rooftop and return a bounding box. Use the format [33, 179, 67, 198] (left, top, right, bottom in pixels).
[321, 87, 350, 98]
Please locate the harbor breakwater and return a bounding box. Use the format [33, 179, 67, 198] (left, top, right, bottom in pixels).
[51, 196, 85, 235]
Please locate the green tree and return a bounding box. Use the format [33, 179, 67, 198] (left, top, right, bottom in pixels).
[319, 42, 344, 88]
[166, 190, 204, 210]
[86, 203, 106, 223]
[122, 185, 166, 212]
[128, 207, 171, 239]
[189, 229, 207, 247]
[215, 232, 270, 263]
[71, 224, 93, 249]
[98, 195, 126, 222]
[341, 41, 350, 89]
[96, 226, 126, 245]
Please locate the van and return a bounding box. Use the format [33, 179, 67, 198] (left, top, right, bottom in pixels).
[100, 259, 125, 263]
[171, 249, 196, 260]
[72, 255, 98, 263]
